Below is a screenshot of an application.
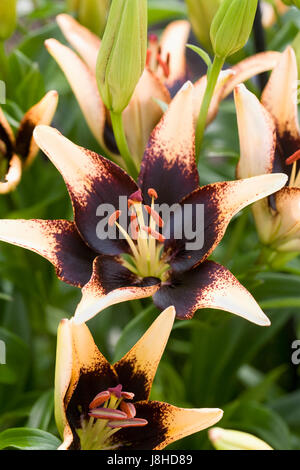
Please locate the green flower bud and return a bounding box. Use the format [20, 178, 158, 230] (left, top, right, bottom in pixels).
[210, 0, 258, 58]
[282, 0, 300, 8]
[209, 428, 273, 450]
[0, 0, 17, 41]
[96, 0, 147, 114]
[185, 0, 221, 52]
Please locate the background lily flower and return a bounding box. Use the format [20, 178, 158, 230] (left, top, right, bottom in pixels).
[0, 90, 58, 194]
[55, 306, 223, 450]
[45, 14, 281, 166]
[209, 427, 273, 450]
[235, 47, 300, 252]
[261, 1, 289, 28]
[0, 83, 287, 325]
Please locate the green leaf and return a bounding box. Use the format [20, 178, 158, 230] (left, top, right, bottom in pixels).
[27, 390, 54, 431]
[0, 428, 61, 450]
[186, 44, 212, 69]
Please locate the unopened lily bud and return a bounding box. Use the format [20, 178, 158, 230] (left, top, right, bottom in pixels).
[209, 427, 273, 450]
[185, 0, 221, 52]
[210, 0, 258, 58]
[0, 0, 17, 41]
[282, 0, 300, 7]
[96, 0, 147, 113]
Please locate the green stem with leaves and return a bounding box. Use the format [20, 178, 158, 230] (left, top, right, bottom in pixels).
[196, 55, 224, 159]
[110, 111, 138, 180]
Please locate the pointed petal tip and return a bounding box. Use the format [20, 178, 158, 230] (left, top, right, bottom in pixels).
[160, 305, 176, 324]
[208, 427, 223, 442]
[180, 80, 193, 92]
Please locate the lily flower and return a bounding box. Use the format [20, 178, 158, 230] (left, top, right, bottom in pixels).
[235, 47, 300, 252]
[55, 306, 223, 450]
[45, 13, 282, 165]
[209, 427, 273, 450]
[0, 83, 287, 324]
[0, 91, 58, 194]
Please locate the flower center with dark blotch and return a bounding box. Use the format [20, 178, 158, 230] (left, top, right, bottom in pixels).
[109, 188, 170, 281]
[285, 149, 300, 187]
[77, 384, 147, 451]
[146, 34, 170, 79]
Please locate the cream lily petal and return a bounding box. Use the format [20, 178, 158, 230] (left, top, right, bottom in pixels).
[45, 38, 106, 150]
[154, 405, 223, 450]
[234, 84, 276, 179]
[114, 306, 176, 401]
[193, 70, 236, 125]
[154, 261, 271, 326]
[159, 20, 190, 89]
[274, 187, 300, 243]
[55, 319, 74, 442]
[0, 107, 15, 147]
[139, 81, 199, 206]
[223, 51, 281, 99]
[74, 275, 160, 325]
[16, 90, 59, 166]
[0, 154, 22, 194]
[56, 13, 101, 73]
[123, 68, 171, 163]
[124, 402, 223, 450]
[261, 47, 300, 139]
[0, 219, 95, 287]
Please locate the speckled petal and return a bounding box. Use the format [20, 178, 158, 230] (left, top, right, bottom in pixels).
[16, 91, 58, 166]
[123, 68, 171, 163]
[154, 261, 270, 326]
[139, 81, 199, 206]
[163, 174, 287, 273]
[114, 306, 176, 401]
[0, 219, 95, 286]
[33, 125, 138, 255]
[113, 401, 223, 450]
[74, 256, 161, 324]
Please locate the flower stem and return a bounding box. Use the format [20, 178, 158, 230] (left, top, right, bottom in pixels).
[0, 41, 8, 84]
[195, 55, 224, 160]
[110, 111, 138, 179]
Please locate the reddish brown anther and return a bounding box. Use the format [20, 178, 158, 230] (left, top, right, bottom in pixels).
[286, 149, 300, 165]
[120, 401, 136, 419]
[148, 188, 158, 200]
[89, 408, 127, 420]
[108, 210, 121, 227]
[145, 205, 164, 228]
[142, 226, 165, 243]
[89, 390, 110, 409]
[107, 418, 148, 429]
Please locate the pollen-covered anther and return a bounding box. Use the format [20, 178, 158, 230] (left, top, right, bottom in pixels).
[148, 188, 158, 200]
[121, 391, 135, 400]
[89, 390, 111, 409]
[145, 205, 164, 227]
[108, 210, 121, 227]
[107, 418, 148, 429]
[286, 149, 300, 165]
[120, 401, 136, 419]
[142, 226, 166, 243]
[88, 408, 127, 420]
